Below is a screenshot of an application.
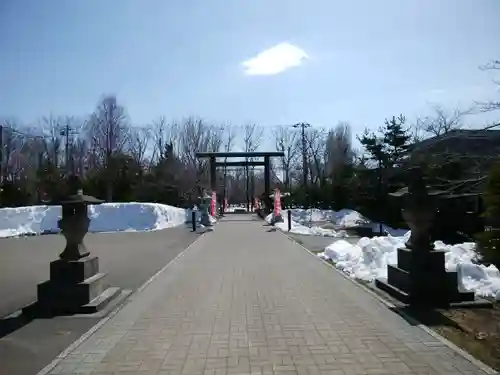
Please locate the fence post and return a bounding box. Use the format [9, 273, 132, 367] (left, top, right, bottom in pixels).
[192, 211, 196, 232]
[288, 210, 292, 232]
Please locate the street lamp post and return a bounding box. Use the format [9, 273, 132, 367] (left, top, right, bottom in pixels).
[293, 122, 311, 209]
[293, 122, 311, 187]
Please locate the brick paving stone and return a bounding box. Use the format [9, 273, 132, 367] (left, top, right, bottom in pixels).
[41, 216, 495, 375]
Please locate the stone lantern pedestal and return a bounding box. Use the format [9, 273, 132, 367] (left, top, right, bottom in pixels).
[377, 243, 477, 307]
[375, 167, 489, 308]
[24, 178, 126, 317]
[199, 192, 214, 228]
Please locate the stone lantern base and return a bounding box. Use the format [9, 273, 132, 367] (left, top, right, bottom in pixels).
[23, 256, 127, 317]
[375, 248, 491, 308]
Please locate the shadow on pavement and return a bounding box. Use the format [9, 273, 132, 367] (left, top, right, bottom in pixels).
[0, 226, 199, 375]
[0, 313, 32, 339]
[390, 306, 467, 331]
[0, 316, 98, 375]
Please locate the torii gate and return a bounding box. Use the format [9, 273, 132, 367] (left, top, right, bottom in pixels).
[195, 151, 284, 211]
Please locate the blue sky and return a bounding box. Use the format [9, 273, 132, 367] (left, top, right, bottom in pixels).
[1, 0, 499, 145]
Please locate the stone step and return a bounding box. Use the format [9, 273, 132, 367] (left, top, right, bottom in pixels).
[387, 265, 475, 303]
[375, 278, 410, 304]
[79, 287, 122, 314]
[387, 265, 410, 293]
[23, 286, 126, 317]
[376, 277, 481, 307]
[37, 272, 108, 307]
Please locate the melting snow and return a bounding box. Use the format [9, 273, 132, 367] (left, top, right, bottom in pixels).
[318, 232, 500, 300]
[268, 208, 500, 300]
[0, 203, 187, 238]
[288, 208, 370, 227]
[265, 211, 348, 237]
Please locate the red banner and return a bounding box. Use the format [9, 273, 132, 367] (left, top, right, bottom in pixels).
[211, 191, 216, 216]
[274, 189, 281, 217]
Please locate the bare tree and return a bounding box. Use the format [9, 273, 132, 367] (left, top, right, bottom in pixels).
[128, 126, 152, 167]
[273, 125, 299, 189]
[0, 119, 22, 180]
[325, 122, 354, 182]
[409, 121, 426, 143]
[477, 59, 500, 112]
[243, 124, 263, 154]
[88, 95, 129, 201]
[150, 116, 181, 165]
[305, 128, 327, 185]
[0, 120, 51, 203]
[174, 117, 224, 195]
[416, 104, 471, 137]
[39, 115, 64, 168]
[221, 125, 237, 199]
[178, 117, 223, 169]
[243, 124, 263, 207]
[150, 117, 167, 164]
[70, 137, 89, 177]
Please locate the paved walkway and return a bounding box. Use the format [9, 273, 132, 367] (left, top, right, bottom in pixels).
[1, 227, 198, 375]
[43, 216, 493, 375]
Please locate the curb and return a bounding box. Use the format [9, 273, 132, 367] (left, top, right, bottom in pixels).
[36, 231, 207, 375]
[278, 230, 498, 375]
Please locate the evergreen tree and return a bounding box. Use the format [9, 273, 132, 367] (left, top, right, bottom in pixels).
[382, 114, 411, 168]
[357, 114, 411, 169]
[356, 115, 412, 227]
[357, 130, 387, 167]
[476, 162, 500, 268]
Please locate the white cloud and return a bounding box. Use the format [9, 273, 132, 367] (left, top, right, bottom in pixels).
[241, 42, 308, 76]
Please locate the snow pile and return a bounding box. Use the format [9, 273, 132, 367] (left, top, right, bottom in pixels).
[0, 203, 186, 238]
[0, 205, 62, 237]
[290, 208, 410, 236]
[267, 208, 410, 237]
[318, 232, 500, 300]
[185, 207, 201, 223]
[225, 205, 249, 213]
[265, 212, 347, 237]
[374, 224, 408, 237]
[185, 207, 217, 228]
[290, 208, 370, 227]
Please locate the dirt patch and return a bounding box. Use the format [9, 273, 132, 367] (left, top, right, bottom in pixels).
[434, 305, 500, 370]
[364, 282, 500, 371]
[384, 304, 500, 371]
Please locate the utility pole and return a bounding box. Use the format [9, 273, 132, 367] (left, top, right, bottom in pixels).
[60, 122, 78, 175]
[293, 122, 311, 186]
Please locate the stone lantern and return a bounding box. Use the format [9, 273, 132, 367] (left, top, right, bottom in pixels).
[57, 186, 103, 261]
[198, 190, 213, 227]
[375, 167, 485, 308]
[24, 176, 125, 317]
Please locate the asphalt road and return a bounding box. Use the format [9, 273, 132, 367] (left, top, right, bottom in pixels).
[0, 226, 200, 375]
